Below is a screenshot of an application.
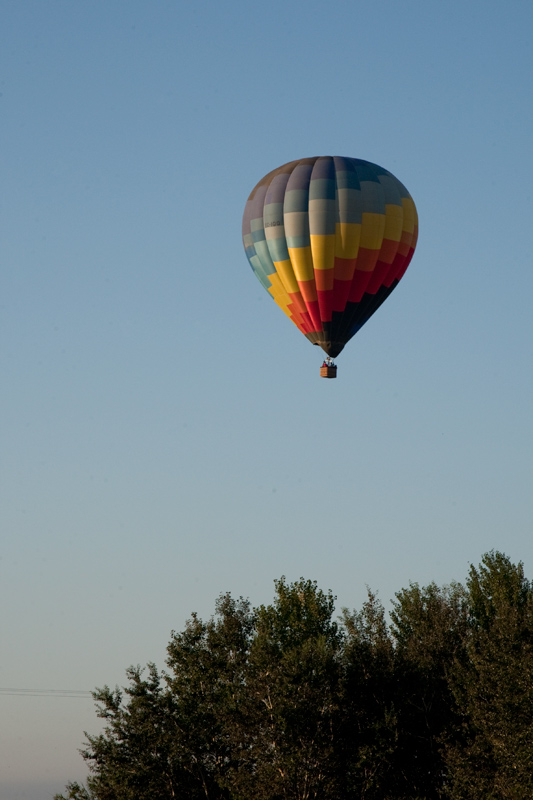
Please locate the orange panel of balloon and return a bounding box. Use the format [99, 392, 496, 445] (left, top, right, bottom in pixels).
[242, 156, 418, 377]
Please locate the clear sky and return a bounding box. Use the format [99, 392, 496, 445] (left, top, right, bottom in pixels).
[2, 1, 533, 797]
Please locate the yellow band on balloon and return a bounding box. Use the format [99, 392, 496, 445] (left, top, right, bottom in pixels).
[310, 234, 336, 270]
[401, 197, 417, 234]
[274, 259, 299, 295]
[335, 222, 361, 259]
[268, 273, 293, 319]
[359, 213, 386, 250]
[288, 246, 315, 283]
[383, 204, 403, 243]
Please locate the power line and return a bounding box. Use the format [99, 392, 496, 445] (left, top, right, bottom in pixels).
[0, 687, 93, 698]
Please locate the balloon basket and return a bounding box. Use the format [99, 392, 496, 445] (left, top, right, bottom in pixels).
[320, 365, 337, 379]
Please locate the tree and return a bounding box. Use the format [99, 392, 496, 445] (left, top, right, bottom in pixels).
[57, 581, 345, 800]
[446, 551, 533, 799]
[56, 595, 254, 800]
[340, 590, 398, 799]
[390, 580, 468, 799]
[226, 578, 344, 800]
[54, 663, 202, 800]
[57, 556, 533, 800]
[165, 592, 254, 799]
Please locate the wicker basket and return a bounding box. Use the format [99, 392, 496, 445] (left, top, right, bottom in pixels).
[320, 366, 337, 379]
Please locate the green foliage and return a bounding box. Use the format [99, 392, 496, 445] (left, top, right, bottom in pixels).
[165, 593, 254, 798]
[446, 552, 533, 799]
[230, 578, 343, 800]
[390, 580, 468, 799]
[341, 592, 397, 799]
[57, 554, 533, 800]
[77, 664, 203, 800]
[54, 783, 93, 800]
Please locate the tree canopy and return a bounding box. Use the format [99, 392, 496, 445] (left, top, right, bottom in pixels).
[57, 553, 533, 800]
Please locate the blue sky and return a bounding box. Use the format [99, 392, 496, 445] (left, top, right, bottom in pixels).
[2, 1, 533, 796]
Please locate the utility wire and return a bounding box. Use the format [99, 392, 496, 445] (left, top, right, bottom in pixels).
[0, 687, 92, 698]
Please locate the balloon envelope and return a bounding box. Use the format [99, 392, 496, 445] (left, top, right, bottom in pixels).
[242, 156, 418, 357]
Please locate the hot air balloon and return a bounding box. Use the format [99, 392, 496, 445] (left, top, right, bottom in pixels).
[242, 156, 418, 377]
